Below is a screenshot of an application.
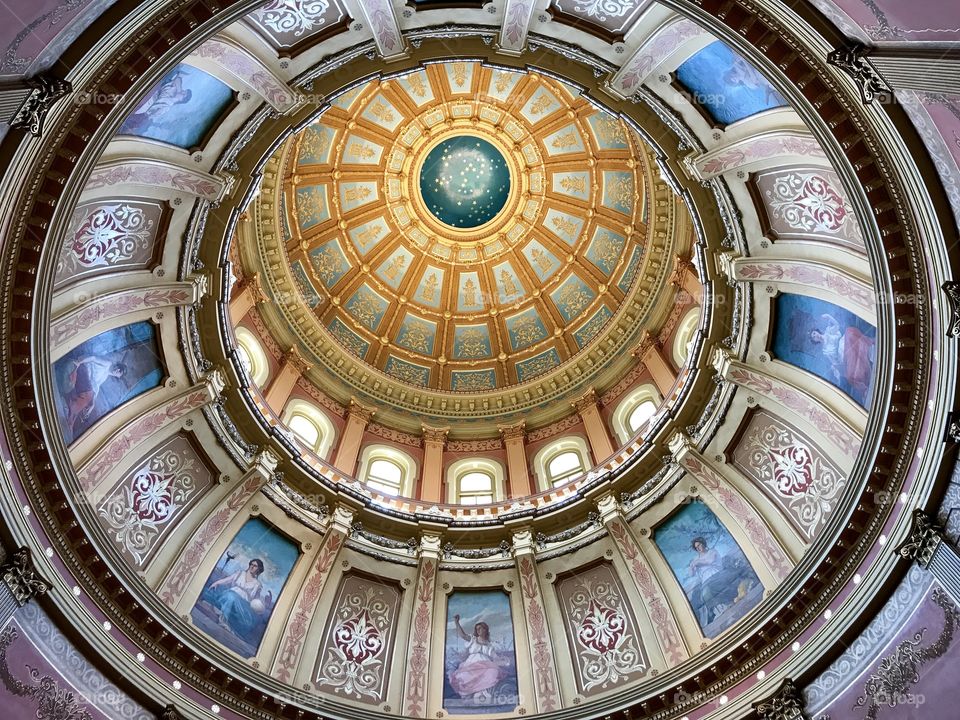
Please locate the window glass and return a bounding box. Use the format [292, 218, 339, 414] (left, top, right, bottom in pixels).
[236, 344, 253, 376]
[548, 451, 582, 478]
[458, 471, 494, 504]
[288, 414, 320, 448]
[628, 400, 657, 433]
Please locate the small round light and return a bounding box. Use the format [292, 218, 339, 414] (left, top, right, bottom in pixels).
[172, 681, 182, 690]
[879, 534, 887, 546]
[719, 695, 728, 705]
[44, 547, 53, 558]
[136, 653, 145, 662]
[757, 670, 766, 680]
[824, 609, 833, 620]
[854, 573, 862, 585]
[102, 621, 111, 631]
[72, 586, 81, 596]
[792, 641, 801, 652]
[22, 505, 30, 516]
[211, 705, 220, 714]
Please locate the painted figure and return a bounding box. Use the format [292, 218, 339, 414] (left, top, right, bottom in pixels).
[808, 313, 875, 403]
[449, 615, 501, 704]
[685, 537, 758, 628]
[201, 559, 273, 640]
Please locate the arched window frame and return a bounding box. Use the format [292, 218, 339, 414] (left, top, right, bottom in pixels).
[357, 445, 417, 498]
[611, 384, 662, 445]
[280, 399, 336, 459]
[446, 458, 506, 505]
[234, 327, 270, 387]
[533, 437, 591, 491]
[672, 307, 701, 369]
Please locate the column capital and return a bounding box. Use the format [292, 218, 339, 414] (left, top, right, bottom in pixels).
[0, 548, 51, 607]
[418, 532, 444, 560]
[511, 528, 536, 555]
[282, 345, 312, 374]
[896, 509, 943, 567]
[421, 424, 450, 446]
[596, 493, 623, 525]
[667, 431, 695, 461]
[827, 43, 892, 105]
[9, 74, 71, 137]
[347, 398, 376, 423]
[570, 387, 600, 414]
[753, 678, 808, 720]
[238, 272, 268, 304]
[670, 255, 696, 283]
[498, 420, 526, 442]
[250, 449, 280, 479]
[330, 504, 357, 535]
[631, 330, 661, 360]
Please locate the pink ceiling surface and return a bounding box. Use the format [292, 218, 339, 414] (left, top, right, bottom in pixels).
[829, 0, 960, 41]
[0, 1, 117, 80]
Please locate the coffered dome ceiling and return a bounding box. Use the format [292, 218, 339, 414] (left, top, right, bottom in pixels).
[0, 2, 957, 720]
[242, 61, 687, 431]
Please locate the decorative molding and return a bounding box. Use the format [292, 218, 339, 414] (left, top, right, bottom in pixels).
[754, 678, 808, 720]
[515, 553, 561, 712]
[402, 556, 436, 717]
[896, 510, 943, 567]
[498, 0, 536, 55]
[827, 44, 892, 105]
[8, 74, 71, 137]
[943, 282, 960, 338]
[0, 548, 50, 608]
[498, 420, 526, 442]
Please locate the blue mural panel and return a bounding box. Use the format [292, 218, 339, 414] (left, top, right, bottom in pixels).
[328, 318, 369, 358]
[414, 266, 445, 309]
[675, 41, 787, 126]
[505, 308, 548, 352]
[521, 239, 561, 282]
[601, 171, 634, 215]
[385, 356, 431, 386]
[457, 271, 486, 312]
[118, 64, 233, 149]
[654, 500, 763, 639]
[772, 293, 876, 409]
[543, 124, 585, 155]
[551, 171, 590, 201]
[53, 321, 164, 444]
[344, 285, 388, 331]
[451, 369, 497, 392]
[309, 240, 350, 289]
[191, 517, 299, 658]
[395, 313, 437, 355]
[586, 111, 629, 150]
[574, 306, 614, 349]
[453, 325, 492, 359]
[291, 261, 321, 309]
[375, 246, 414, 289]
[585, 227, 627, 276]
[443, 590, 518, 715]
[348, 216, 389, 256]
[492, 261, 525, 304]
[295, 185, 330, 230]
[543, 208, 584, 246]
[550, 274, 596, 322]
[297, 125, 336, 166]
[516, 348, 560, 382]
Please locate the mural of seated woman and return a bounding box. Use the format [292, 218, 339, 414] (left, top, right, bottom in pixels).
[200, 559, 274, 645]
[686, 537, 761, 632]
[449, 615, 502, 705]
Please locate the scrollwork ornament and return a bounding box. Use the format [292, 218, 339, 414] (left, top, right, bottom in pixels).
[0, 547, 50, 607]
[826, 44, 891, 105]
[754, 678, 808, 720]
[9, 74, 71, 137]
[943, 282, 960, 338]
[896, 510, 943, 567]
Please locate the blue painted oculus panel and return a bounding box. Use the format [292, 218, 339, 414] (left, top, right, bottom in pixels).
[344, 285, 389, 331]
[297, 125, 336, 166]
[443, 590, 518, 714]
[574, 306, 614, 349]
[654, 501, 763, 639]
[771, 293, 876, 409]
[291, 261, 322, 309]
[375, 246, 414, 289]
[521, 239, 561, 282]
[453, 325, 492, 359]
[385, 356, 431, 387]
[309, 240, 350, 289]
[585, 226, 627, 276]
[451, 369, 497, 392]
[516, 348, 561, 382]
[53, 321, 164, 445]
[414, 266, 444, 309]
[419, 136, 510, 228]
[675, 41, 787, 126]
[295, 185, 330, 230]
[505, 308, 548, 352]
[118, 64, 234, 149]
[328, 318, 370, 359]
[191, 517, 300, 658]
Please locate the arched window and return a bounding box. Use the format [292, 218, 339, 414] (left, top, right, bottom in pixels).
[533, 437, 592, 491]
[281, 400, 336, 459]
[234, 327, 270, 387]
[673, 307, 701, 368]
[612, 385, 662, 445]
[357, 445, 417, 498]
[446, 458, 506, 505]
[627, 400, 657, 434]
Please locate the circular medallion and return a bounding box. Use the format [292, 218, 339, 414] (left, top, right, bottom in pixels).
[418, 135, 511, 229]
